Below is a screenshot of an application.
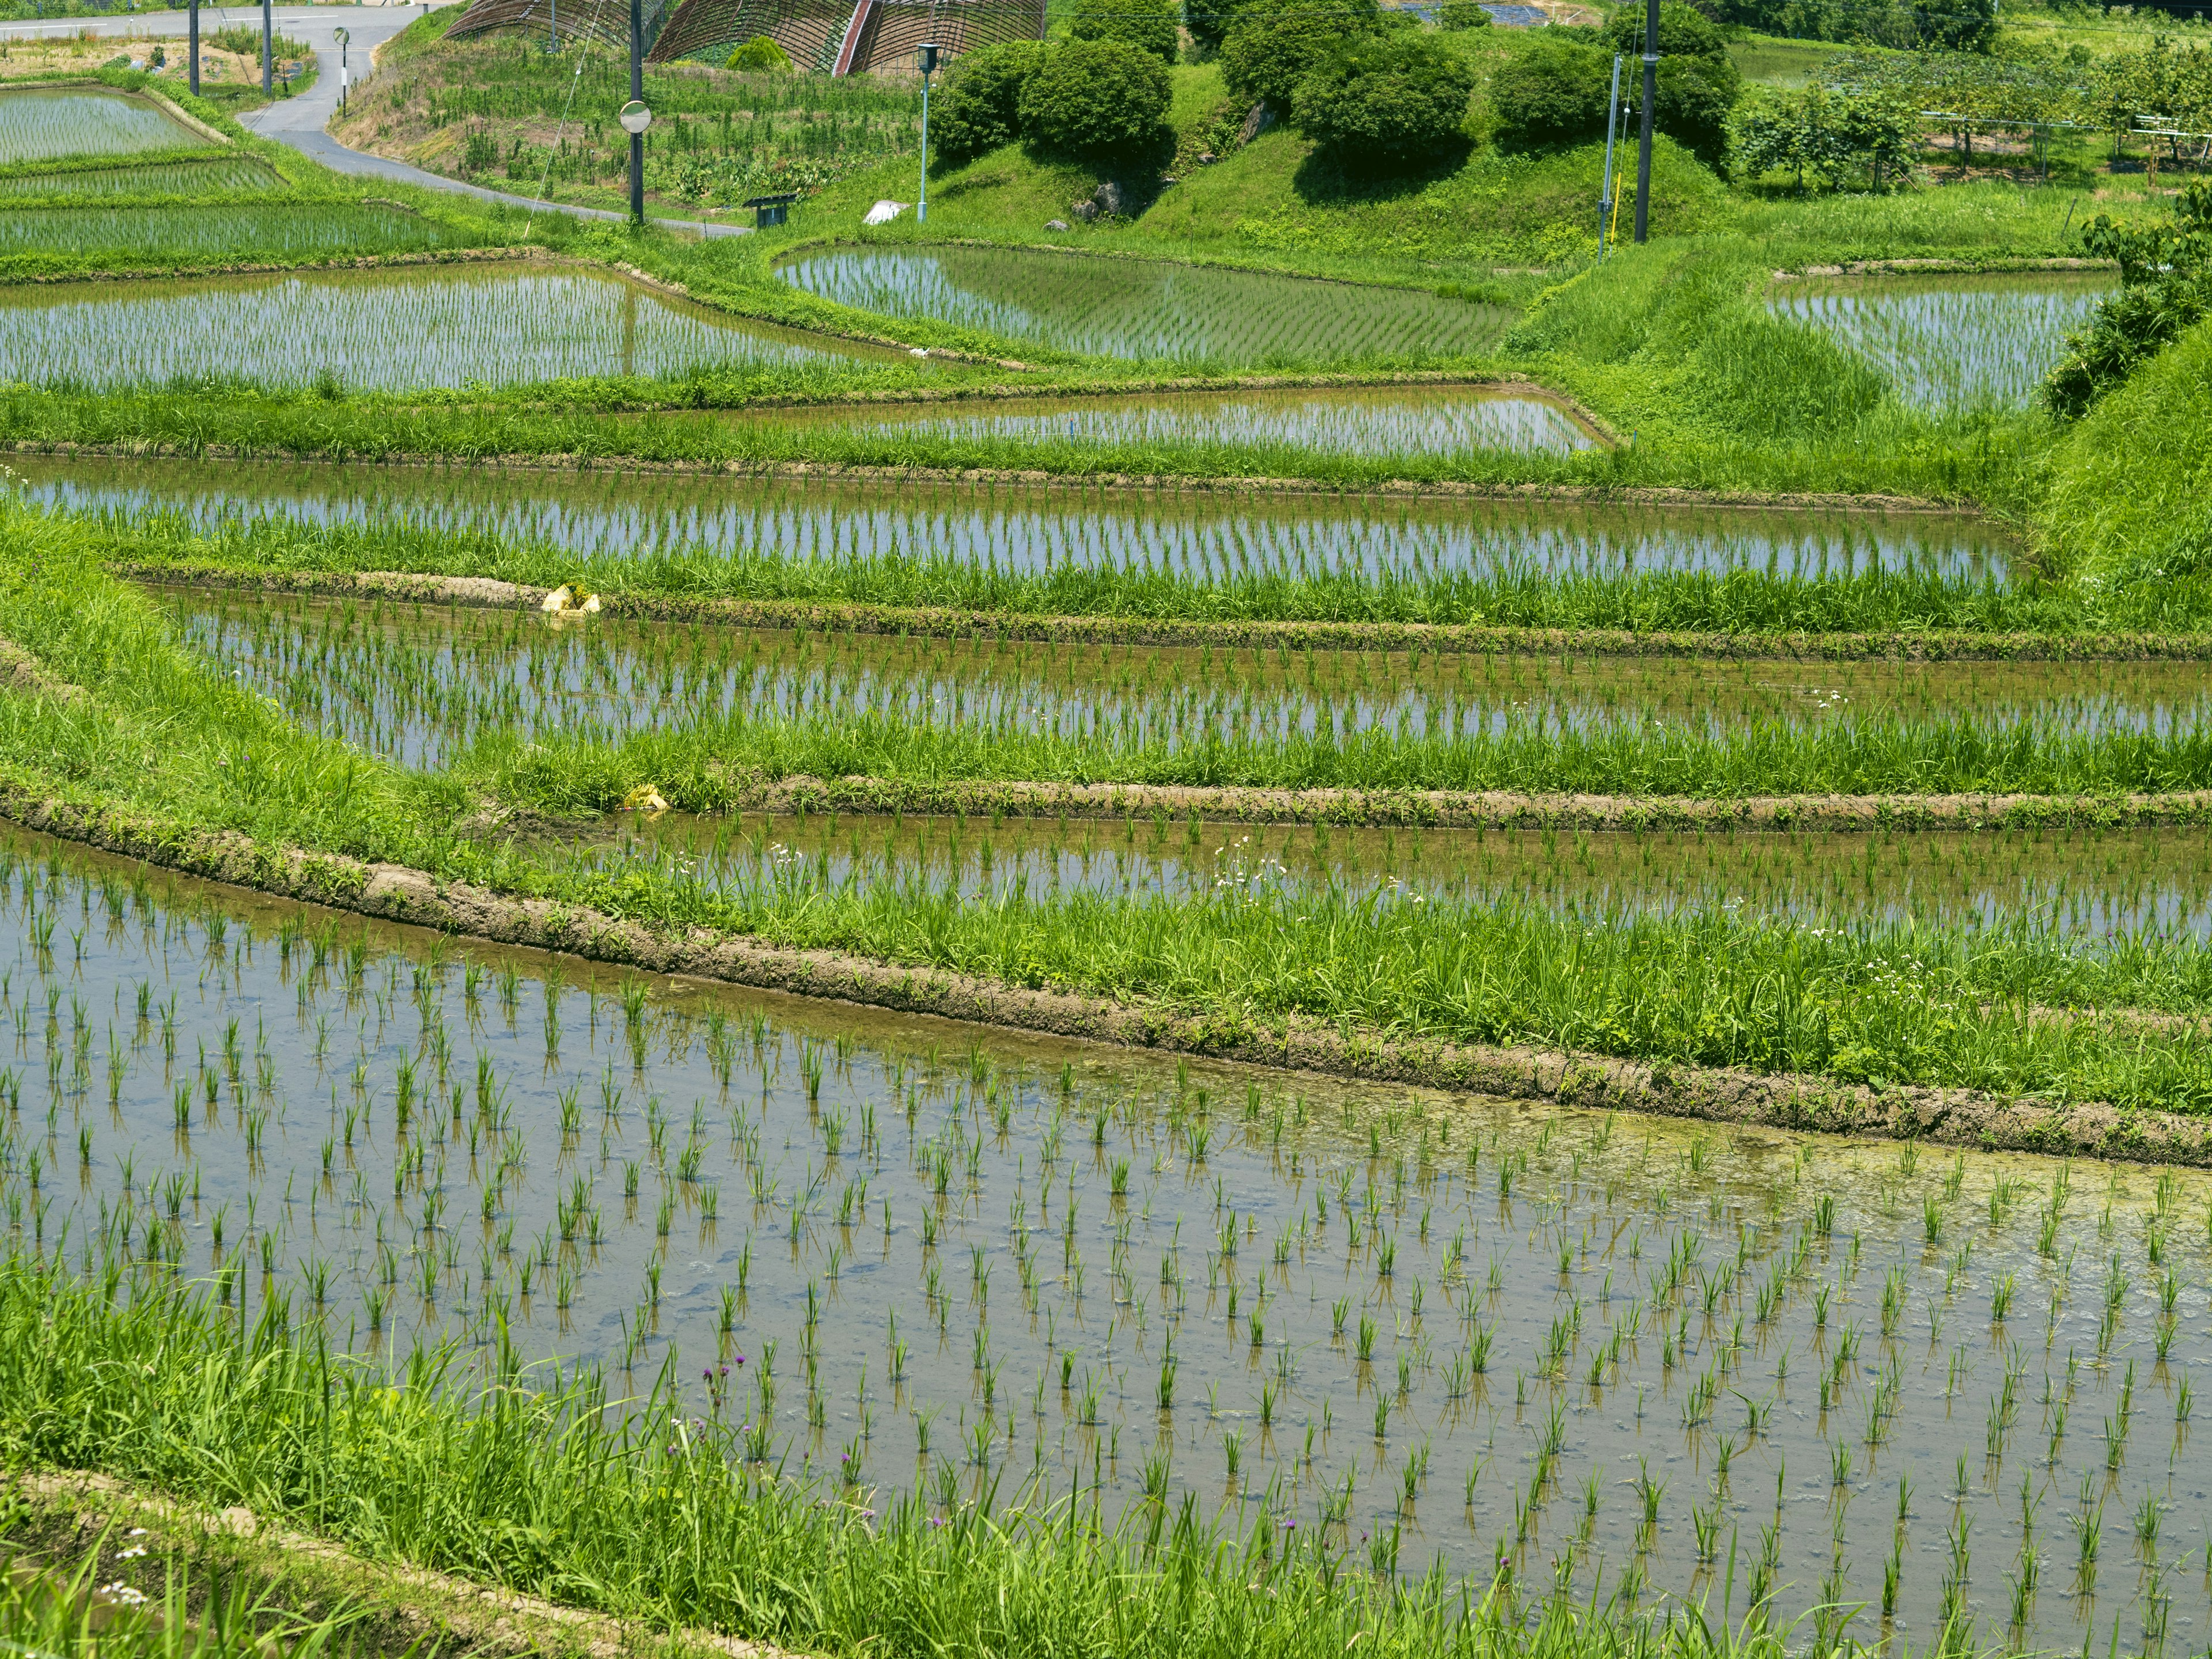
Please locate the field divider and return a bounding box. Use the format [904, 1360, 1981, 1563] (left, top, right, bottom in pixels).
[1, 778, 2207, 1165]
[125, 565, 2194, 662]
[4, 1468, 805, 1659]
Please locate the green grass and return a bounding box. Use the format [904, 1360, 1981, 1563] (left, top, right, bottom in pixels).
[0, 1249, 1914, 1659]
[0, 84, 210, 164]
[0, 203, 467, 275]
[0, 154, 286, 198]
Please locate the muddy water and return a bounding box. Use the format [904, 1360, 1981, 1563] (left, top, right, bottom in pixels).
[577, 809, 2212, 947]
[7, 824, 2210, 1649]
[16, 452, 2014, 584]
[159, 586, 2212, 773]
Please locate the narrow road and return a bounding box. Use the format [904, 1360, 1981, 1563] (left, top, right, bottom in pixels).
[0, 2, 749, 237]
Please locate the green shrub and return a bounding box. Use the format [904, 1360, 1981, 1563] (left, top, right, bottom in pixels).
[2043, 183, 2212, 418]
[1018, 39, 1173, 167]
[1439, 0, 1493, 27]
[1070, 0, 1181, 64]
[1732, 83, 1915, 193]
[1293, 33, 1476, 166]
[1220, 0, 1378, 110]
[1488, 33, 1611, 150]
[1598, 4, 1739, 168]
[1183, 0, 1244, 53]
[724, 35, 791, 70]
[1911, 0, 1994, 52]
[931, 40, 1046, 166]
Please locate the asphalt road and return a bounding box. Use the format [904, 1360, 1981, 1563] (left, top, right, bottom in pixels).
[0, 2, 749, 237]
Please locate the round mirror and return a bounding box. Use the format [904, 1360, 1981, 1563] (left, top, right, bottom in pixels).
[618, 99, 653, 135]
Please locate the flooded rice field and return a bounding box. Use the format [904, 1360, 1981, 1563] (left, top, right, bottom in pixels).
[821, 385, 1603, 460]
[7, 826, 2211, 1653]
[1768, 273, 2115, 415]
[18, 452, 2014, 584]
[774, 247, 1515, 365]
[0, 265, 895, 392]
[164, 586, 2210, 772]
[579, 809, 2212, 948]
[0, 85, 212, 164]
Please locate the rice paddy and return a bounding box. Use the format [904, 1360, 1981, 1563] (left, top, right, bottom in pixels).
[19, 451, 2013, 592]
[0, 85, 212, 165]
[0, 265, 889, 392]
[0, 203, 460, 268]
[841, 387, 1600, 460]
[6, 824, 2211, 1656]
[589, 808, 2212, 946]
[1767, 274, 2115, 415]
[0, 156, 286, 198]
[161, 586, 2212, 790]
[776, 247, 1516, 366]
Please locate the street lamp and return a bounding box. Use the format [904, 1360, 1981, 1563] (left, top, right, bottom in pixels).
[624, 0, 648, 225]
[915, 42, 938, 224]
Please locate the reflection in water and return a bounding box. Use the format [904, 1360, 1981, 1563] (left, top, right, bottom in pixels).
[19, 450, 2013, 582]
[9, 824, 2210, 1651]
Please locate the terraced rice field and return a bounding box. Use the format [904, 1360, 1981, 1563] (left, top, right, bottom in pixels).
[0, 263, 889, 390]
[164, 586, 2202, 778]
[776, 247, 1515, 365]
[588, 808, 2212, 945]
[838, 386, 1601, 459]
[0, 84, 210, 163]
[0, 155, 286, 197]
[1768, 273, 2115, 414]
[18, 452, 2011, 585]
[9, 824, 2211, 1654]
[0, 203, 458, 265]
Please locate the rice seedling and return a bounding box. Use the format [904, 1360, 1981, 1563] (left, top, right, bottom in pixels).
[1769, 273, 2113, 414]
[0, 264, 872, 393]
[0, 85, 211, 164]
[0, 155, 285, 198]
[0, 203, 461, 271]
[778, 247, 1514, 366]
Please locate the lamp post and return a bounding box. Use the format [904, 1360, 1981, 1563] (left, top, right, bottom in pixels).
[187, 0, 198, 93]
[1597, 52, 1620, 258]
[623, 0, 649, 225]
[1631, 0, 1657, 244]
[915, 41, 938, 224]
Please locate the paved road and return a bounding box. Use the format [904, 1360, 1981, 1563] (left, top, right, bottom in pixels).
[0, 2, 749, 237]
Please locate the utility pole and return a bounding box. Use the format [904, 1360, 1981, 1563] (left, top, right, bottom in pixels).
[260, 0, 272, 94]
[628, 0, 645, 224]
[187, 0, 198, 93]
[1632, 0, 1657, 243]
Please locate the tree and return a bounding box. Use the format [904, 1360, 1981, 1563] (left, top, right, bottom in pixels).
[1070, 0, 1180, 66]
[1018, 38, 1173, 167]
[2045, 184, 2212, 416]
[724, 35, 791, 70]
[1911, 0, 1995, 53]
[1220, 0, 1379, 111]
[1733, 82, 1913, 191]
[1439, 0, 1492, 28]
[1602, 0, 1728, 64]
[1293, 32, 1477, 165]
[931, 40, 1046, 165]
[1183, 0, 1243, 54]
[1488, 33, 1612, 150]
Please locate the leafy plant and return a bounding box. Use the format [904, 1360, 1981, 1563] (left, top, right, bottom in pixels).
[1221, 0, 1377, 112]
[1017, 39, 1173, 169]
[1070, 0, 1180, 66]
[931, 41, 1047, 166]
[725, 35, 793, 71]
[1293, 34, 1476, 168]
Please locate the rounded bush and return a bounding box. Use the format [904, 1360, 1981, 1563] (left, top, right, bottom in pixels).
[1183, 0, 1244, 52]
[1601, 1, 1728, 62]
[1220, 0, 1378, 109]
[1293, 33, 1477, 165]
[1017, 38, 1173, 166]
[1488, 33, 1611, 149]
[931, 40, 1046, 166]
[724, 35, 791, 70]
[1070, 0, 1181, 65]
[1439, 0, 1493, 29]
